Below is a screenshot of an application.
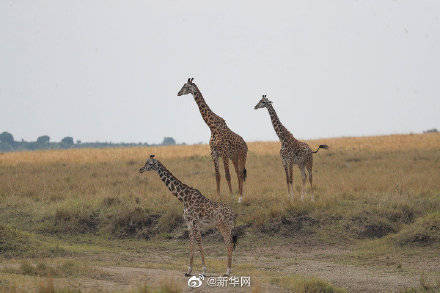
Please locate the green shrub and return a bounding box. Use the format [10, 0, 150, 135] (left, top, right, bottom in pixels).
[157, 205, 183, 233]
[18, 261, 58, 277]
[0, 224, 44, 257]
[43, 207, 101, 234]
[336, 199, 418, 240]
[109, 206, 160, 239]
[345, 209, 398, 239]
[392, 212, 440, 246]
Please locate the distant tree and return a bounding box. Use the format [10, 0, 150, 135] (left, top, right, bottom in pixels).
[0, 132, 14, 145]
[424, 128, 438, 133]
[26, 142, 39, 150]
[76, 140, 82, 144]
[37, 135, 50, 144]
[61, 136, 74, 148]
[161, 137, 176, 146]
[0, 142, 13, 152]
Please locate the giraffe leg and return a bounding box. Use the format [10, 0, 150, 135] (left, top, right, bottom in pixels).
[300, 166, 307, 200]
[223, 158, 233, 195]
[232, 157, 244, 203]
[306, 161, 314, 201]
[306, 161, 313, 188]
[185, 227, 195, 276]
[289, 162, 294, 198]
[283, 161, 292, 198]
[212, 155, 221, 196]
[217, 222, 233, 276]
[194, 227, 207, 275]
[238, 155, 247, 202]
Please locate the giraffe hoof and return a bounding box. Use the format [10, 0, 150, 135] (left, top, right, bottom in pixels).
[238, 197, 243, 203]
[224, 268, 231, 276]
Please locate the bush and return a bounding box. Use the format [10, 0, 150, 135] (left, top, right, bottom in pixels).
[19, 261, 57, 277]
[392, 212, 440, 246]
[0, 224, 37, 257]
[256, 203, 318, 236]
[109, 207, 160, 239]
[38, 197, 184, 239]
[0, 224, 64, 257]
[346, 209, 398, 239]
[337, 199, 419, 240]
[157, 205, 183, 233]
[48, 208, 101, 234]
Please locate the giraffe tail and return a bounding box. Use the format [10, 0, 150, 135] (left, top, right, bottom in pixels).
[312, 144, 329, 154]
[231, 224, 250, 250]
[242, 168, 247, 182]
[232, 233, 239, 250]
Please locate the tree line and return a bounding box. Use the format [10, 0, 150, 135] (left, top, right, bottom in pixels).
[0, 132, 178, 153]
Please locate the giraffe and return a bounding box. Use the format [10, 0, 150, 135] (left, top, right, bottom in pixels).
[254, 95, 328, 200]
[178, 78, 248, 203]
[139, 155, 239, 276]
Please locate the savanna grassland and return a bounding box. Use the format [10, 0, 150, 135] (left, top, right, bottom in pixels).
[0, 133, 440, 292]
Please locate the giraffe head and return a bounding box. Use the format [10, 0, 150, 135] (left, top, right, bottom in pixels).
[139, 155, 159, 173]
[177, 78, 197, 96]
[254, 95, 272, 109]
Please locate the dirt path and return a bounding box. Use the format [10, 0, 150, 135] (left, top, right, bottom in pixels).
[1, 243, 437, 292]
[93, 244, 427, 292]
[100, 266, 283, 292]
[285, 258, 417, 292]
[96, 249, 421, 293]
[237, 244, 427, 292]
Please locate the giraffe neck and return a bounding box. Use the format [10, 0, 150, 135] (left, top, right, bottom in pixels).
[192, 85, 226, 132]
[155, 162, 189, 202]
[266, 104, 296, 143]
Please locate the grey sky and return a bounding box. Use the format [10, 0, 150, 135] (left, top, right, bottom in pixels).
[1, 1, 439, 144]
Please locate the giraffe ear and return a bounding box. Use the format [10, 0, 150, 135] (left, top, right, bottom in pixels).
[187, 78, 191, 83]
[190, 78, 194, 83]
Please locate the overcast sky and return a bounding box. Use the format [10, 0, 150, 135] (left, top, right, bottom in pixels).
[1, 1, 439, 144]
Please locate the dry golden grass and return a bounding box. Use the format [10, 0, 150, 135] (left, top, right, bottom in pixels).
[0, 133, 439, 292]
[1, 133, 438, 200]
[2, 133, 439, 165]
[0, 133, 439, 235]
